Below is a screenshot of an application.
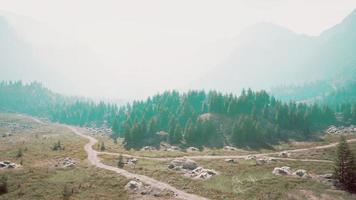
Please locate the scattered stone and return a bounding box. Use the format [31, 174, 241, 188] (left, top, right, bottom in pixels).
[0, 161, 20, 169]
[278, 151, 290, 158]
[325, 125, 356, 135]
[56, 157, 76, 168]
[187, 147, 199, 152]
[168, 158, 218, 180]
[141, 146, 156, 151]
[186, 167, 218, 180]
[223, 146, 238, 151]
[273, 166, 310, 178]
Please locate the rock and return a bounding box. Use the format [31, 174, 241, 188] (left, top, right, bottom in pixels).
[156, 131, 168, 136]
[325, 125, 356, 135]
[188, 167, 218, 180]
[318, 173, 333, 179]
[141, 146, 156, 151]
[246, 155, 257, 160]
[278, 151, 290, 158]
[198, 113, 214, 121]
[167, 146, 181, 151]
[223, 146, 238, 151]
[293, 169, 309, 178]
[125, 180, 143, 191]
[57, 157, 76, 168]
[187, 147, 199, 152]
[256, 158, 267, 165]
[127, 158, 138, 165]
[268, 157, 277, 162]
[0, 161, 20, 169]
[169, 158, 198, 170]
[273, 166, 292, 175]
[225, 158, 237, 163]
[273, 167, 310, 178]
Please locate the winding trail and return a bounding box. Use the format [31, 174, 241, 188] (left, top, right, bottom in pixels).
[98, 138, 356, 162]
[67, 126, 208, 200]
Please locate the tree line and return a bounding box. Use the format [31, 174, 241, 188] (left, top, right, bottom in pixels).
[0, 81, 341, 149]
[113, 89, 336, 149]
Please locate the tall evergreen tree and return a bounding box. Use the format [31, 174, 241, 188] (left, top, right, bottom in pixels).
[334, 136, 356, 192]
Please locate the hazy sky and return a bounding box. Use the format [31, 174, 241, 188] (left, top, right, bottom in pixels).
[1, 0, 356, 100]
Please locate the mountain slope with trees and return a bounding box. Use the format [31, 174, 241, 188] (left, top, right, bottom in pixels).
[1, 81, 354, 150]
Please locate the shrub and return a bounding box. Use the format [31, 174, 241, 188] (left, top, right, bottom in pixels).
[117, 155, 124, 168]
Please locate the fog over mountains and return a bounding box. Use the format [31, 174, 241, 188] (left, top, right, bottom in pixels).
[1, 9, 356, 100]
[198, 9, 356, 93]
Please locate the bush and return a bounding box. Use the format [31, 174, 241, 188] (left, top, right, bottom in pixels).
[16, 148, 23, 158]
[52, 140, 63, 151]
[117, 155, 124, 168]
[62, 184, 72, 200]
[100, 142, 106, 151]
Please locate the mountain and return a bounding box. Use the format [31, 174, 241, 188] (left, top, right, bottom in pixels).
[197, 9, 356, 94]
[0, 11, 103, 97]
[0, 16, 45, 83]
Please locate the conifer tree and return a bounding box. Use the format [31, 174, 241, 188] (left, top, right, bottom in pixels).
[334, 136, 356, 192]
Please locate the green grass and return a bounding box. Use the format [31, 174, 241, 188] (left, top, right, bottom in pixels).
[0, 113, 130, 200]
[100, 153, 355, 200]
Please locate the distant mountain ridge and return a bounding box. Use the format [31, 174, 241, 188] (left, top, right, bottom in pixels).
[197, 9, 356, 94]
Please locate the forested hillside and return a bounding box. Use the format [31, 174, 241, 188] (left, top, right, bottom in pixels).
[0, 81, 118, 127]
[113, 90, 338, 149]
[2, 81, 355, 150]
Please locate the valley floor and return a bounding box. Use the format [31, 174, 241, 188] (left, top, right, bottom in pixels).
[1, 113, 356, 200]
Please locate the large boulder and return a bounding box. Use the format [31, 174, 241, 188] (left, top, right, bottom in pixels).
[187, 167, 218, 180]
[125, 180, 143, 191]
[168, 158, 197, 170]
[272, 166, 292, 175]
[278, 151, 290, 158]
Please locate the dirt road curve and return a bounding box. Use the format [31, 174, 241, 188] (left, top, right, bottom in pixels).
[67, 126, 208, 200]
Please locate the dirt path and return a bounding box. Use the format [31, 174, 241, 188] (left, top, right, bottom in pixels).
[17, 114, 46, 125]
[67, 126, 208, 200]
[99, 138, 356, 162]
